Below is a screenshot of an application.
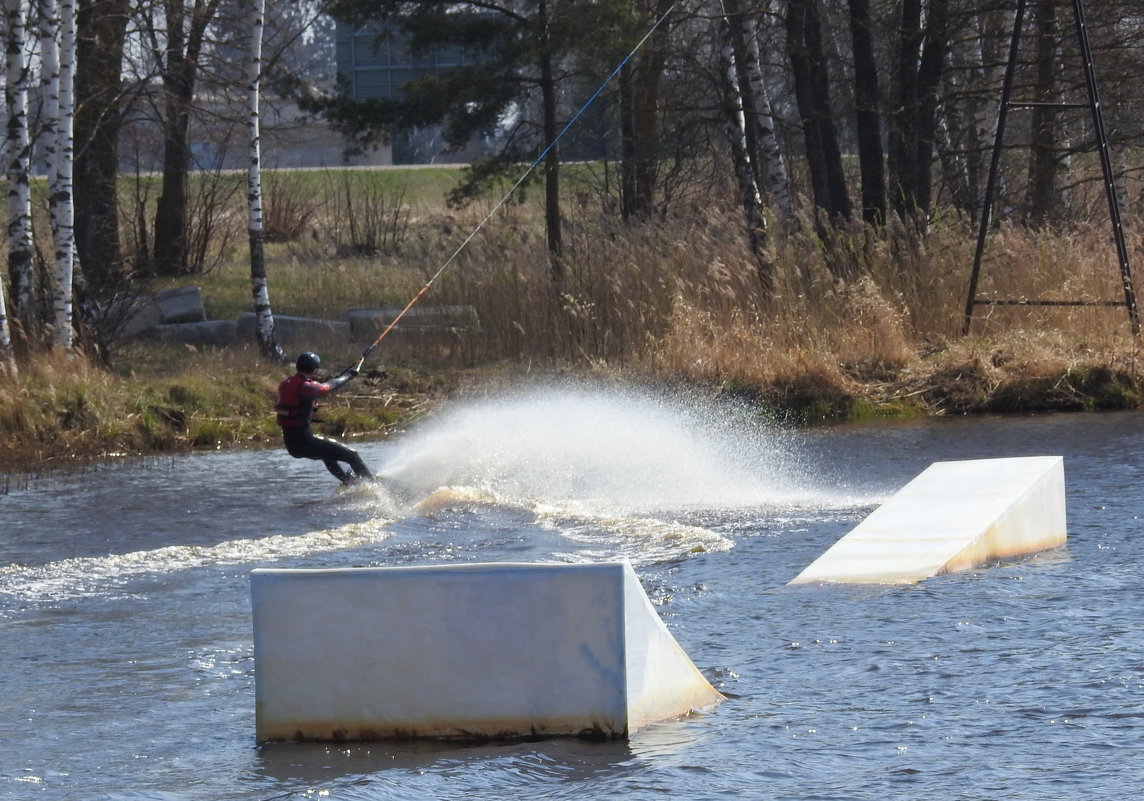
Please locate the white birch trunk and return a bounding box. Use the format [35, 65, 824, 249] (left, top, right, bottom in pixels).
[0, 275, 12, 376]
[247, 0, 264, 245]
[0, 146, 13, 368]
[39, 0, 70, 350]
[719, 21, 764, 234]
[743, 16, 794, 220]
[718, 16, 770, 287]
[39, 0, 60, 230]
[51, 0, 78, 351]
[5, 0, 33, 343]
[246, 0, 282, 360]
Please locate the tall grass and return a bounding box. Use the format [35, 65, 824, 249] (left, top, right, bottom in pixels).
[430, 197, 1139, 385]
[0, 348, 283, 467]
[178, 171, 1143, 401]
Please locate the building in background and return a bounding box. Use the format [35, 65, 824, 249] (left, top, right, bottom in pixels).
[114, 21, 480, 172]
[335, 22, 482, 165]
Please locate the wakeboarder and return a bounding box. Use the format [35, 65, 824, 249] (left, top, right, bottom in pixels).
[276, 351, 374, 485]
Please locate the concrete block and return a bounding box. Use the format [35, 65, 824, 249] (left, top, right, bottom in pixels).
[250, 561, 722, 742]
[788, 456, 1066, 585]
[345, 305, 479, 363]
[236, 313, 351, 348]
[115, 295, 163, 339]
[345, 305, 480, 339]
[143, 320, 237, 347]
[153, 285, 206, 324]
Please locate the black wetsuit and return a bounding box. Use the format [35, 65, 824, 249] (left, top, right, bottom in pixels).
[276, 370, 373, 484]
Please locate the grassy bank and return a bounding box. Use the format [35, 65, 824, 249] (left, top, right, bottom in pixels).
[2, 325, 1138, 476]
[0, 347, 450, 472]
[3, 166, 1143, 474]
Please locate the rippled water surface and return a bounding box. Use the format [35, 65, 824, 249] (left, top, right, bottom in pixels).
[3, 385, 1144, 800]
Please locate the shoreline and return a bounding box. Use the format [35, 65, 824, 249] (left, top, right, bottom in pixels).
[3, 355, 1141, 481]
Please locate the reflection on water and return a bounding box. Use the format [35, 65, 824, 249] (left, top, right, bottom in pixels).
[252, 717, 721, 801]
[3, 385, 1144, 800]
[255, 735, 644, 788]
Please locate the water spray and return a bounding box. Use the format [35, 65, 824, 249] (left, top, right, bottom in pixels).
[351, 2, 682, 372]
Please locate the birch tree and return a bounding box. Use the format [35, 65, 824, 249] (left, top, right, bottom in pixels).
[0, 277, 13, 377]
[40, 0, 78, 351]
[40, 0, 60, 233]
[735, 5, 793, 221]
[718, 14, 767, 269]
[0, 14, 13, 374]
[736, 17, 791, 217]
[5, 0, 33, 339]
[245, 0, 283, 361]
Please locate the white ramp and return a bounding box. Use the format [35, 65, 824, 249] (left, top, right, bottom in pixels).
[250, 561, 723, 742]
[789, 456, 1066, 585]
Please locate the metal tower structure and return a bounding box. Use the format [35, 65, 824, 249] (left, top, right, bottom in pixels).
[963, 0, 1139, 335]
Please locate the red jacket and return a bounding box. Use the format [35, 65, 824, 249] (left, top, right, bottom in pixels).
[276, 373, 333, 429]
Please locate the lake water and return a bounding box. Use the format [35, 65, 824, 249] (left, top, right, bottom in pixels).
[3, 384, 1144, 800]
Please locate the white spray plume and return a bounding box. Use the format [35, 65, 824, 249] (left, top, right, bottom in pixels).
[378, 384, 823, 515]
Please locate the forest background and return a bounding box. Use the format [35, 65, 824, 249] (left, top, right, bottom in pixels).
[3, 0, 1144, 473]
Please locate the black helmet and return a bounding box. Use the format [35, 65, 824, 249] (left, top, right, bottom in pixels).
[296, 351, 321, 373]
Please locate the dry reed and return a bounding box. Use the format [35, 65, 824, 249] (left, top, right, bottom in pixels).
[423, 195, 1142, 416]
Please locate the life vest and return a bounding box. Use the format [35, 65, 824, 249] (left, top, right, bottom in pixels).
[276, 374, 319, 428]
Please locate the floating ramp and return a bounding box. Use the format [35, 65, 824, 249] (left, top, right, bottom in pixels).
[251, 561, 723, 742]
[789, 455, 1066, 585]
